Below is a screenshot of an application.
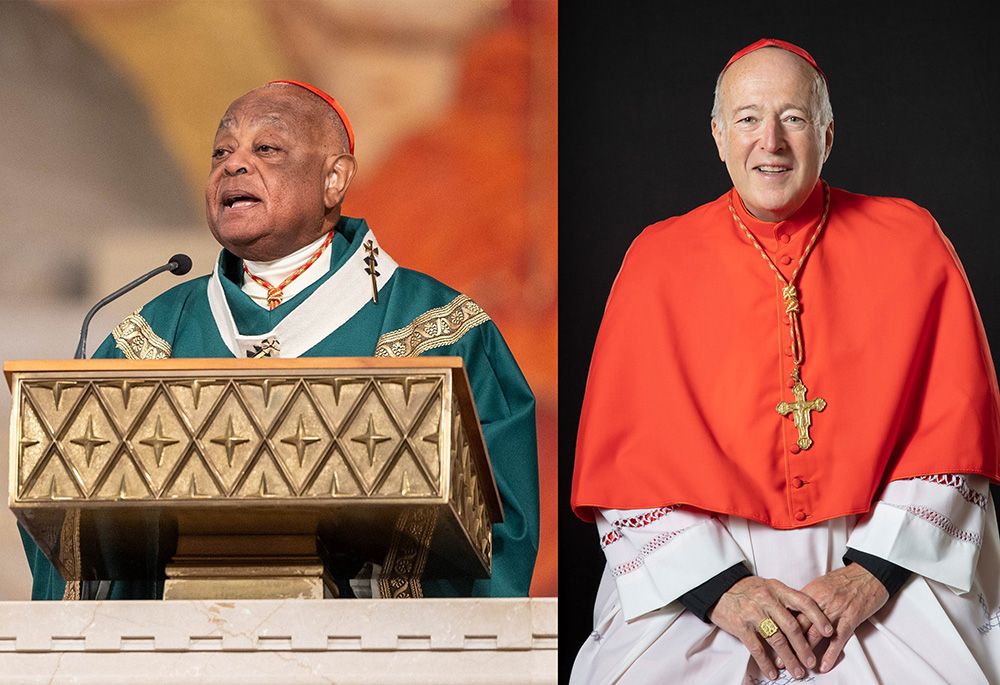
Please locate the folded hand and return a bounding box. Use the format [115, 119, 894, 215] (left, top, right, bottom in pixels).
[708, 575, 833, 681]
[796, 564, 889, 673]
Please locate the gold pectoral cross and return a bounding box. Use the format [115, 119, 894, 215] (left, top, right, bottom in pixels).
[776, 370, 826, 450]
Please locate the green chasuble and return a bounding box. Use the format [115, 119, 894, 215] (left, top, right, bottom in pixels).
[20, 217, 539, 600]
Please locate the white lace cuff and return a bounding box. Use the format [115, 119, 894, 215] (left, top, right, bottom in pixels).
[846, 474, 989, 593]
[597, 506, 746, 621]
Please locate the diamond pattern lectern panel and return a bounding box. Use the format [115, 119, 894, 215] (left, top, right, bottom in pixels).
[10, 360, 495, 583]
[14, 373, 452, 503]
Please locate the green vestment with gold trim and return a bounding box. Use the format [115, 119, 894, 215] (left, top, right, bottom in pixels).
[19, 217, 539, 600]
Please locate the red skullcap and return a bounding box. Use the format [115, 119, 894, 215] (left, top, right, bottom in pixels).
[723, 39, 828, 92]
[267, 79, 355, 154]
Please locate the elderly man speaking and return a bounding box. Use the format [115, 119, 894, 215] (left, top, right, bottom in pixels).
[571, 40, 1000, 682]
[18, 81, 539, 602]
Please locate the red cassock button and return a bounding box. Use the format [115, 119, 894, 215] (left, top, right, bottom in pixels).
[780, 255, 792, 265]
[783, 316, 791, 326]
[795, 511, 806, 521]
[786, 378, 796, 388]
[789, 444, 801, 454]
[780, 234, 791, 244]
[792, 477, 804, 488]
[784, 346, 793, 356]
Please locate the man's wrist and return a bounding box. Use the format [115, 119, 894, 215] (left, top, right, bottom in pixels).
[679, 562, 752, 623]
[843, 548, 911, 598]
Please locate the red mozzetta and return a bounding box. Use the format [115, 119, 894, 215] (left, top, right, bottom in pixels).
[572, 180, 1000, 528]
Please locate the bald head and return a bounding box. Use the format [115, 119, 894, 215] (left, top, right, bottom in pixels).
[205, 83, 358, 261]
[712, 47, 832, 131]
[219, 84, 351, 155]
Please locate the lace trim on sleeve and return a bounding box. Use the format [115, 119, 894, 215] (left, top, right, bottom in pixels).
[884, 503, 983, 547]
[610, 526, 702, 578]
[599, 506, 697, 578]
[600, 505, 679, 548]
[910, 474, 987, 510]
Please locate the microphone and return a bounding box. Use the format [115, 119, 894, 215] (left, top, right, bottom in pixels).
[73, 254, 193, 359]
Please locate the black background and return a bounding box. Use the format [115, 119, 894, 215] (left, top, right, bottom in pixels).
[558, 3, 1000, 680]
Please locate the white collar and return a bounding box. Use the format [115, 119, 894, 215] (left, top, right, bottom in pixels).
[241, 232, 333, 308]
[207, 228, 398, 358]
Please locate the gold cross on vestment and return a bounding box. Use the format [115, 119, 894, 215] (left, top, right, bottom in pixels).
[776, 373, 826, 450]
[363, 240, 380, 305]
[247, 337, 280, 359]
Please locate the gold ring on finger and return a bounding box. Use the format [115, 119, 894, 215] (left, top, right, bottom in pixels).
[757, 617, 779, 639]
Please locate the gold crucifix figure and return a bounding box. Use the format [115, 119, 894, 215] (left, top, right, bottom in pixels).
[776, 370, 826, 450]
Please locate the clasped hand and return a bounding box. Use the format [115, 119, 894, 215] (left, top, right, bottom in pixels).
[707, 564, 888, 680]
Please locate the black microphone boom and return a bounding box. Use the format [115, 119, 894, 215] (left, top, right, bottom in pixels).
[73, 254, 192, 359]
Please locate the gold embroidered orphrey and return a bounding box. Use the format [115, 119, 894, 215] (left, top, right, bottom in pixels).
[728, 181, 831, 450]
[378, 506, 438, 599]
[776, 369, 826, 450]
[112, 310, 172, 360]
[59, 510, 82, 601]
[374, 294, 490, 358]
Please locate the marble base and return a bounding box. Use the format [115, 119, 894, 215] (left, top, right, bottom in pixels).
[0, 597, 557, 684]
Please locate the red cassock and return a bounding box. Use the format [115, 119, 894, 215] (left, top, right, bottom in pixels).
[572, 180, 1000, 529]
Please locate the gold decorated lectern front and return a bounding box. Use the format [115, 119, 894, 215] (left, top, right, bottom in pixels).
[6, 358, 500, 600]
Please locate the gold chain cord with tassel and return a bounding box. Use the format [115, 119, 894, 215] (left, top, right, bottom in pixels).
[728, 181, 831, 450]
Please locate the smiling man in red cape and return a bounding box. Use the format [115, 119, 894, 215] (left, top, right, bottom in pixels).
[570, 40, 1000, 683]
